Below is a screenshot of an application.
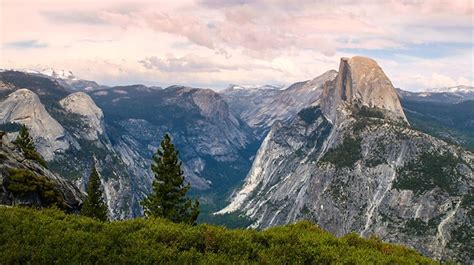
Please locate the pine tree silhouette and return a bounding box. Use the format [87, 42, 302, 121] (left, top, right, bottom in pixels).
[141, 133, 199, 224]
[81, 166, 108, 221]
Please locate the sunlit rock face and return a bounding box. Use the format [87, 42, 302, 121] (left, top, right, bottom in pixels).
[321, 56, 407, 124]
[219, 56, 473, 263]
[0, 89, 69, 160]
[60, 92, 105, 140]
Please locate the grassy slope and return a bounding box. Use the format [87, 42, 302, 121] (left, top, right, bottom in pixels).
[0, 207, 433, 264]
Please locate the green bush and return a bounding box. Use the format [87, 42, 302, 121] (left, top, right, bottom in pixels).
[5, 168, 66, 209]
[23, 149, 47, 167]
[0, 207, 434, 264]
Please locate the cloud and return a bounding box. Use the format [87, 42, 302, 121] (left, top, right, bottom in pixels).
[3, 40, 48, 49]
[377, 50, 474, 91]
[143, 12, 216, 49]
[41, 11, 109, 25]
[412, 73, 472, 89]
[139, 54, 232, 73]
[198, 0, 251, 8]
[1, 0, 472, 90]
[30, 1, 473, 60]
[139, 53, 278, 74]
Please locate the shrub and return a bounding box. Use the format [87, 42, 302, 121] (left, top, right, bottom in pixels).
[5, 168, 66, 209]
[0, 207, 434, 264]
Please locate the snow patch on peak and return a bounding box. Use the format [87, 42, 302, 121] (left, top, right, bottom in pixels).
[40, 68, 76, 80]
[20, 68, 77, 80]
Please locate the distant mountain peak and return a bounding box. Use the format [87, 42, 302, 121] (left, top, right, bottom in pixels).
[226, 84, 284, 91]
[21, 68, 77, 80]
[426, 85, 474, 94]
[15, 68, 102, 92]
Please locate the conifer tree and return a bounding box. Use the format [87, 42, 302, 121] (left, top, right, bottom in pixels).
[14, 125, 46, 166]
[81, 166, 108, 221]
[141, 133, 199, 224]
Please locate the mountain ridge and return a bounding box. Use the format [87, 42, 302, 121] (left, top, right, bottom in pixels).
[218, 56, 473, 262]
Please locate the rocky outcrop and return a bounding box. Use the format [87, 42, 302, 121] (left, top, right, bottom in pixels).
[59, 92, 105, 140]
[321, 57, 407, 124]
[219, 56, 473, 262]
[188, 87, 251, 153]
[0, 89, 69, 160]
[0, 135, 84, 212]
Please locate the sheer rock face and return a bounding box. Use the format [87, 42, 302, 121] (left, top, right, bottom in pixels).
[219, 57, 473, 262]
[186, 87, 251, 152]
[321, 57, 407, 124]
[59, 92, 105, 140]
[0, 89, 69, 160]
[0, 138, 85, 212]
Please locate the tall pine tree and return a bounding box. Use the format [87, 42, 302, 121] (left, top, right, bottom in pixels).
[141, 133, 199, 224]
[13, 125, 46, 167]
[81, 166, 108, 221]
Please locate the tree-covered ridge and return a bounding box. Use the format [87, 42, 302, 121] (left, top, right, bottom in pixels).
[0, 207, 433, 264]
[394, 151, 464, 196]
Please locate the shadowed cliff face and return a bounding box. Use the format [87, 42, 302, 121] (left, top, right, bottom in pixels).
[219, 56, 473, 262]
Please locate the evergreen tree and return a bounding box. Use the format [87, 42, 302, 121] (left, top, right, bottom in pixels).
[14, 125, 46, 167]
[141, 133, 199, 224]
[81, 166, 108, 221]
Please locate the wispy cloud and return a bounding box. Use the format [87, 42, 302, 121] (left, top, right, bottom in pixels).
[1, 0, 472, 90]
[139, 54, 278, 73]
[3, 40, 48, 49]
[140, 55, 228, 73]
[41, 11, 108, 25]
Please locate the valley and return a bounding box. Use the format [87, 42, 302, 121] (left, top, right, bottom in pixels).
[0, 56, 473, 262]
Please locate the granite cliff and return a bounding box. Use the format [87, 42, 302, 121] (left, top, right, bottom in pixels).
[219, 57, 473, 262]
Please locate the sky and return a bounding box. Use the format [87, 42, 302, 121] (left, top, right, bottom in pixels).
[0, 0, 473, 91]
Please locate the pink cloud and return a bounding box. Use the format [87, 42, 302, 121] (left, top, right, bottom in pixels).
[143, 12, 215, 49]
[1, 0, 472, 90]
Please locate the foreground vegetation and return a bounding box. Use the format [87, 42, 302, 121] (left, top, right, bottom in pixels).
[0, 207, 433, 264]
